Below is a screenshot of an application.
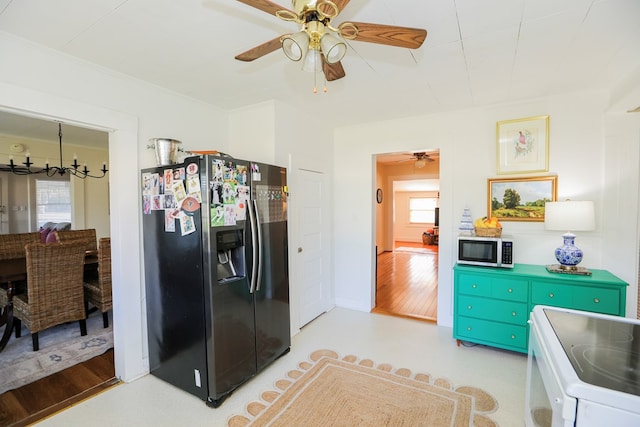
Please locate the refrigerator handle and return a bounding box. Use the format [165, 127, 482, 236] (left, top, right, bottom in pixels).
[248, 198, 259, 294]
[253, 199, 263, 292]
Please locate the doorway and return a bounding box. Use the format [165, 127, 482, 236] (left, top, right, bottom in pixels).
[0, 111, 115, 420]
[373, 150, 440, 322]
[1, 88, 146, 396]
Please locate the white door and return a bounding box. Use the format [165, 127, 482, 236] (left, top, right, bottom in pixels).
[296, 168, 330, 327]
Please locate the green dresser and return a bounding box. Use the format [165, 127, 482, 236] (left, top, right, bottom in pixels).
[453, 263, 628, 353]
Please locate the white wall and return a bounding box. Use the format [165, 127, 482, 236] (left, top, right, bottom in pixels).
[228, 101, 277, 164]
[333, 90, 640, 325]
[0, 32, 230, 383]
[602, 111, 640, 317]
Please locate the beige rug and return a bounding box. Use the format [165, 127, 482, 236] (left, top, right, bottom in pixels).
[228, 349, 498, 427]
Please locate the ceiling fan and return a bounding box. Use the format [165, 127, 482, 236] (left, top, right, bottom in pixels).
[234, 0, 427, 84]
[398, 152, 437, 168]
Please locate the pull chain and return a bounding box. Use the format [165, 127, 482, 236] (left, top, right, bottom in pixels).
[312, 65, 328, 94]
[313, 67, 318, 94]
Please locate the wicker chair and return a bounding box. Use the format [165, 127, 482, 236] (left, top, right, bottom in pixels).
[0, 232, 41, 260]
[12, 242, 88, 351]
[84, 237, 112, 328]
[0, 232, 40, 309]
[54, 229, 98, 251]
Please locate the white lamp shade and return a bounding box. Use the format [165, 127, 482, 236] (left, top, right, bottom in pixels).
[302, 49, 322, 72]
[320, 33, 346, 64]
[544, 201, 595, 231]
[282, 31, 309, 61]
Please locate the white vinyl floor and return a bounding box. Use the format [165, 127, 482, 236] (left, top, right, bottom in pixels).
[35, 307, 527, 426]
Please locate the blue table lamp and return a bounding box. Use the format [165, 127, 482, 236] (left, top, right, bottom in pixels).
[544, 201, 595, 273]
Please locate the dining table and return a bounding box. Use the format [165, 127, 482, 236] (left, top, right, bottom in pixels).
[0, 250, 98, 352]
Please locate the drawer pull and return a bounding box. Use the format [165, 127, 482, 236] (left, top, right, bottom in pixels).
[467, 305, 472, 310]
[508, 288, 513, 293]
[472, 284, 477, 288]
[548, 293, 554, 298]
[594, 298, 600, 304]
[512, 311, 517, 316]
[511, 334, 516, 339]
[467, 327, 472, 331]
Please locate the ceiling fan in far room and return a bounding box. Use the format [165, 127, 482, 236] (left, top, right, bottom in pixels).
[397, 152, 438, 168]
[234, 0, 428, 90]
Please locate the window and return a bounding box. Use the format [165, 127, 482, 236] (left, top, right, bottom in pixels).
[409, 197, 438, 223]
[36, 179, 71, 228]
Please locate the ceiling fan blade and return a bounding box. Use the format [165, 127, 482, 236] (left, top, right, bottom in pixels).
[236, 0, 295, 17]
[331, 0, 351, 12]
[322, 57, 346, 81]
[235, 36, 283, 62]
[341, 22, 427, 49]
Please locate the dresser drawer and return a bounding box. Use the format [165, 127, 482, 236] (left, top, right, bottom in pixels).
[457, 295, 528, 325]
[532, 281, 621, 315]
[457, 273, 527, 302]
[491, 278, 528, 302]
[456, 316, 527, 351]
[531, 281, 572, 307]
[573, 286, 620, 315]
[456, 274, 492, 297]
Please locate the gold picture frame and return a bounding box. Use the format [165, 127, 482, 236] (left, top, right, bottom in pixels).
[496, 115, 549, 174]
[488, 176, 557, 222]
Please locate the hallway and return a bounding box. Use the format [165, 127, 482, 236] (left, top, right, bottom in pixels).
[373, 241, 438, 322]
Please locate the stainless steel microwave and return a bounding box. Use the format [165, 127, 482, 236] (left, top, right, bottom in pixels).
[457, 235, 514, 268]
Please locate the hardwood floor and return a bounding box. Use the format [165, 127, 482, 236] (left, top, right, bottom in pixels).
[0, 349, 118, 426]
[373, 241, 438, 322]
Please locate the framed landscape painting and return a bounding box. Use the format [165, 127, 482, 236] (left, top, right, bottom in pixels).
[496, 115, 549, 174]
[487, 176, 557, 222]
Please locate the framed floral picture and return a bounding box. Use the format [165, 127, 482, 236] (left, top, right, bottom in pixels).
[488, 176, 557, 222]
[496, 115, 549, 174]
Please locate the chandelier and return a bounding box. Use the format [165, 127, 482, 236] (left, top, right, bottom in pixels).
[6, 122, 108, 179]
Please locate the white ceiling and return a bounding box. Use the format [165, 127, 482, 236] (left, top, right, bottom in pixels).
[0, 0, 639, 145]
[0, 111, 109, 148]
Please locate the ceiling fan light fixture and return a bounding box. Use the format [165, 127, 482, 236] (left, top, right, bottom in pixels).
[415, 159, 426, 168]
[320, 32, 346, 64]
[282, 31, 309, 61]
[236, 0, 428, 85]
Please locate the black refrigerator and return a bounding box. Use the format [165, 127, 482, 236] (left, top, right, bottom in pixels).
[141, 155, 290, 408]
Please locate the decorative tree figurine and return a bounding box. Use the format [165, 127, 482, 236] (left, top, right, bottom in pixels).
[459, 207, 474, 236]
